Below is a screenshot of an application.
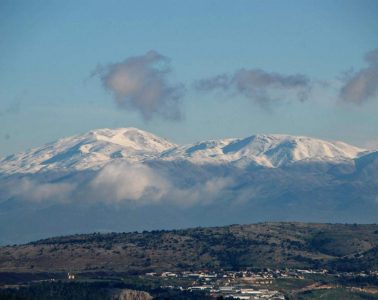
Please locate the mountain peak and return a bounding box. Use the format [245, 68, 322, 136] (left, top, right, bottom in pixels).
[0, 128, 367, 174]
[86, 127, 175, 150]
[0, 127, 175, 174]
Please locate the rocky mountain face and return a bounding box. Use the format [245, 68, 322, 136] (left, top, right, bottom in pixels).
[0, 128, 377, 244]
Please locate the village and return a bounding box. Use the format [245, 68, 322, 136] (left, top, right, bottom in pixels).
[1, 268, 377, 299]
[144, 269, 331, 299]
[141, 268, 378, 299]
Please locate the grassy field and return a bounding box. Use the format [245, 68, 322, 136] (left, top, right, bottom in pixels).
[271, 278, 315, 291]
[271, 276, 378, 300]
[297, 287, 378, 300]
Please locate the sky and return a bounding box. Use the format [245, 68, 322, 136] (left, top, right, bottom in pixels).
[0, 0, 378, 156]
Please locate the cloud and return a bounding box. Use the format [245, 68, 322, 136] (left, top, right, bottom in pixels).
[1, 162, 234, 207]
[195, 68, 311, 108]
[340, 48, 378, 104]
[92, 51, 185, 120]
[88, 162, 233, 206]
[89, 162, 169, 203]
[168, 176, 234, 206]
[6, 178, 75, 203]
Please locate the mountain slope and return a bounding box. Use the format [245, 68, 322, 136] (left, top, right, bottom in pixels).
[0, 128, 175, 174]
[0, 128, 366, 174]
[162, 134, 365, 167]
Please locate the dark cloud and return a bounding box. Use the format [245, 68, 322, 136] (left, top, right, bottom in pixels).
[195, 68, 311, 108]
[92, 51, 185, 120]
[340, 48, 378, 104]
[4, 134, 10, 140]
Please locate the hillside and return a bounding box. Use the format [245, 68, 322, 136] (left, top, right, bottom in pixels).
[1, 223, 378, 274]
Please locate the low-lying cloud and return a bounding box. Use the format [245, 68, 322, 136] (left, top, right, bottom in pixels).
[2, 162, 234, 206]
[89, 163, 169, 203]
[88, 162, 234, 205]
[195, 69, 311, 108]
[340, 48, 378, 104]
[92, 51, 185, 120]
[6, 178, 75, 203]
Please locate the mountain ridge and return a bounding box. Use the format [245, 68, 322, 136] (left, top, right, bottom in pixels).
[0, 127, 368, 174]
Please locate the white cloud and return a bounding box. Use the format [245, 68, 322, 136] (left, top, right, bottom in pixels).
[2, 162, 235, 207]
[168, 177, 234, 206]
[89, 162, 169, 203]
[88, 162, 234, 206]
[8, 178, 75, 202]
[92, 51, 185, 120]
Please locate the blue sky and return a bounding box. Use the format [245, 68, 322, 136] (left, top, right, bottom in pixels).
[1, 0, 378, 156]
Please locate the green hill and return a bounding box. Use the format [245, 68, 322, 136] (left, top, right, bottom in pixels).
[1, 223, 377, 274]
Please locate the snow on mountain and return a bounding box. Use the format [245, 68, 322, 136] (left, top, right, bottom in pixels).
[0, 128, 367, 174]
[0, 128, 175, 174]
[160, 134, 365, 167]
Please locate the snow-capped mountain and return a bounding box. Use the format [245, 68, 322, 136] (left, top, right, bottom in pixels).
[0, 128, 366, 174]
[162, 134, 365, 167]
[0, 128, 377, 245]
[0, 128, 175, 174]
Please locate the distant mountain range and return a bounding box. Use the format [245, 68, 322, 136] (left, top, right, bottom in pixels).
[0, 128, 377, 244]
